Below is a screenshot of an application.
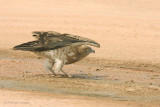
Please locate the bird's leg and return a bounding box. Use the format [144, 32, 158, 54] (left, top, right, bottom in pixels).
[54, 59, 71, 77]
[43, 59, 56, 76]
[54, 59, 63, 74]
[61, 69, 71, 78]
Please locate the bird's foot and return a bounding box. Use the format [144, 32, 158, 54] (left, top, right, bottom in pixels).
[52, 73, 57, 77]
[50, 71, 57, 76]
[63, 74, 72, 78]
[54, 74, 72, 78]
[51, 71, 71, 78]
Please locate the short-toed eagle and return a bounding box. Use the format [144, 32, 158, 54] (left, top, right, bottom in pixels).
[13, 31, 100, 77]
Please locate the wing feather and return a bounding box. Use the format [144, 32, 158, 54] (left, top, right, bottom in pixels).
[34, 31, 100, 47]
[13, 31, 100, 52]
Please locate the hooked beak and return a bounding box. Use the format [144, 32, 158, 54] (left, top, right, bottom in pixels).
[90, 48, 95, 53]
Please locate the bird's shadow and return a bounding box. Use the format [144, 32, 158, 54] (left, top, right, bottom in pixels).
[32, 73, 108, 80]
[71, 74, 108, 80]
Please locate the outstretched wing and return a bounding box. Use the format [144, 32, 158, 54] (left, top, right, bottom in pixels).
[13, 31, 100, 52]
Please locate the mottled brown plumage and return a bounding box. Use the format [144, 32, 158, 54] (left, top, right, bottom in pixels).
[13, 31, 100, 77]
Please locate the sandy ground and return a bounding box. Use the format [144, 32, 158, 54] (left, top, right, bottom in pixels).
[0, 88, 145, 107]
[0, 0, 160, 107]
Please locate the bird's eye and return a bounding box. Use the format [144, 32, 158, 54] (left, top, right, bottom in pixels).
[85, 48, 89, 51]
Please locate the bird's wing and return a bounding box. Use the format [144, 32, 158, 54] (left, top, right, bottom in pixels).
[13, 31, 100, 52]
[33, 31, 100, 50]
[13, 41, 40, 51]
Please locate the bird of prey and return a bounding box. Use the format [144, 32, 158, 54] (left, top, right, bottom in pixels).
[13, 31, 100, 77]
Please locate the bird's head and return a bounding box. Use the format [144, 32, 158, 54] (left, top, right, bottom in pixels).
[84, 46, 95, 54]
[79, 45, 95, 56]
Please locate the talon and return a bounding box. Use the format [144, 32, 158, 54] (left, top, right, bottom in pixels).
[66, 74, 72, 78]
[52, 73, 57, 77]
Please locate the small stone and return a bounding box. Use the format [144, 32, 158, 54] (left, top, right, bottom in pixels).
[130, 80, 135, 83]
[96, 69, 100, 71]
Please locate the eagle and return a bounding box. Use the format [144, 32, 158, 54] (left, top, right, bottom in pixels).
[13, 31, 100, 77]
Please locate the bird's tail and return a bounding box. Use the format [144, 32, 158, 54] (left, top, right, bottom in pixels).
[13, 41, 39, 52]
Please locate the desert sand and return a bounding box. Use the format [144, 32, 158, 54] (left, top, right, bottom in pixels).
[0, 0, 160, 107]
